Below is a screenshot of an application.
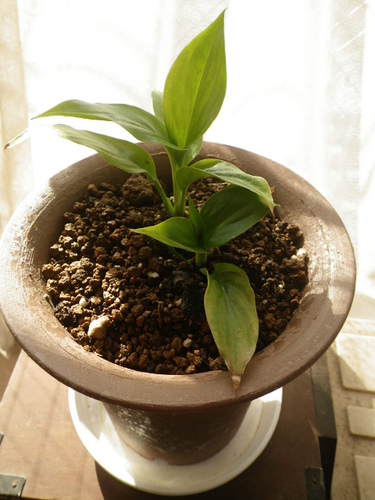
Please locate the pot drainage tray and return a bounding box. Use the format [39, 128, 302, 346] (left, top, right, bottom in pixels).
[69, 387, 282, 496]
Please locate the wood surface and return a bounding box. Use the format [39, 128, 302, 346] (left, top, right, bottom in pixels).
[0, 350, 322, 499]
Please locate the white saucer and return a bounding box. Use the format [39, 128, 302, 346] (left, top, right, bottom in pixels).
[68, 387, 282, 496]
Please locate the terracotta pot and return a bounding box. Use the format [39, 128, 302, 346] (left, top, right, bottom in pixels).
[0, 143, 356, 466]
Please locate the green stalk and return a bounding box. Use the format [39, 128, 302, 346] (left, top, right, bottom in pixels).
[152, 177, 174, 215]
[195, 252, 208, 268]
[175, 186, 188, 216]
[166, 147, 188, 216]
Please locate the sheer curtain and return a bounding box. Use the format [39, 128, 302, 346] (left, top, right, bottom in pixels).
[1, 1, 375, 334]
[0, 0, 32, 351]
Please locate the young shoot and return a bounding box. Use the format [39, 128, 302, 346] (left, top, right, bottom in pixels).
[5, 11, 275, 392]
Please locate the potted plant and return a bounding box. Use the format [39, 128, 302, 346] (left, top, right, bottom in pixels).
[1, 10, 355, 495]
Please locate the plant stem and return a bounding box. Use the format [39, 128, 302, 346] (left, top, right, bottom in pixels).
[153, 178, 174, 215]
[195, 252, 208, 268]
[175, 183, 189, 216]
[166, 147, 187, 217]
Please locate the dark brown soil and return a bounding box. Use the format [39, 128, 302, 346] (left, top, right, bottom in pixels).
[42, 175, 308, 375]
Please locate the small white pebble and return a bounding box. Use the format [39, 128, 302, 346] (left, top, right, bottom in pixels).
[297, 248, 307, 259]
[148, 271, 159, 279]
[88, 315, 111, 339]
[183, 338, 193, 348]
[79, 297, 88, 307]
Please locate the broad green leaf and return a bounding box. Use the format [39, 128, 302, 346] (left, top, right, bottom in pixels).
[152, 90, 202, 166]
[52, 124, 158, 181]
[133, 217, 207, 254]
[36, 99, 175, 148]
[136, 185, 270, 255]
[163, 11, 226, 149]
[151, 90, 164, 123]
[184, 136, 203, 165]
[192, 159, 275, 210]
[176, 164, 212, 190]
[200, 185, 270, 248]
[176, 160, 275, 211]
[202, 263, 258, 392]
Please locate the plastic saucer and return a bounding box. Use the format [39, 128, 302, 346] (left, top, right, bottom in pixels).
[69, 387, 282, 496]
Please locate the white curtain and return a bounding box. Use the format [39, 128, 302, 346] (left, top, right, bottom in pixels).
[0, 0, 32, 351]
[1, 1, 375, 336]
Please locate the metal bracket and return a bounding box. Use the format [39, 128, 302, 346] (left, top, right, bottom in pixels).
[0, 434, 26, 498]
[305, 467, 327, 500]
[0, 474, 26, 498]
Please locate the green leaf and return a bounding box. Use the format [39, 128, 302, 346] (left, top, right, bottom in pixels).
[163, 11, 227, 149]
[200, 185, 270, 248]
[176, 160, 275, 211]
[52, 124, 158, 181]
[152, 89, 202, 167]
[135, 185, 270, 257]
[176, 164, 212, 191]
[36, 99, 175, 148]
[192, 159, 275, 211]
[3, 128, 29, 150]
[184, 136, 203, 165]
[151, 90, 165, 123]
[133, 217, 207, 254]
[202, 263, 258, 392]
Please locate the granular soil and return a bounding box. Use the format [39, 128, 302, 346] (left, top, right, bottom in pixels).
[42, 175, 308, 375]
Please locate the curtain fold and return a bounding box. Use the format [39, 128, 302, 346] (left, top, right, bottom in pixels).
[0, 0, 32, 235]
[0, 0, 32, 351]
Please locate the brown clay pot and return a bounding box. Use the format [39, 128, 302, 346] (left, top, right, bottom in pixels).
[0, 143, 356, 465]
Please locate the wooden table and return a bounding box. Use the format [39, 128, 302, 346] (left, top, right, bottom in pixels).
[0, 350, 332, 499]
